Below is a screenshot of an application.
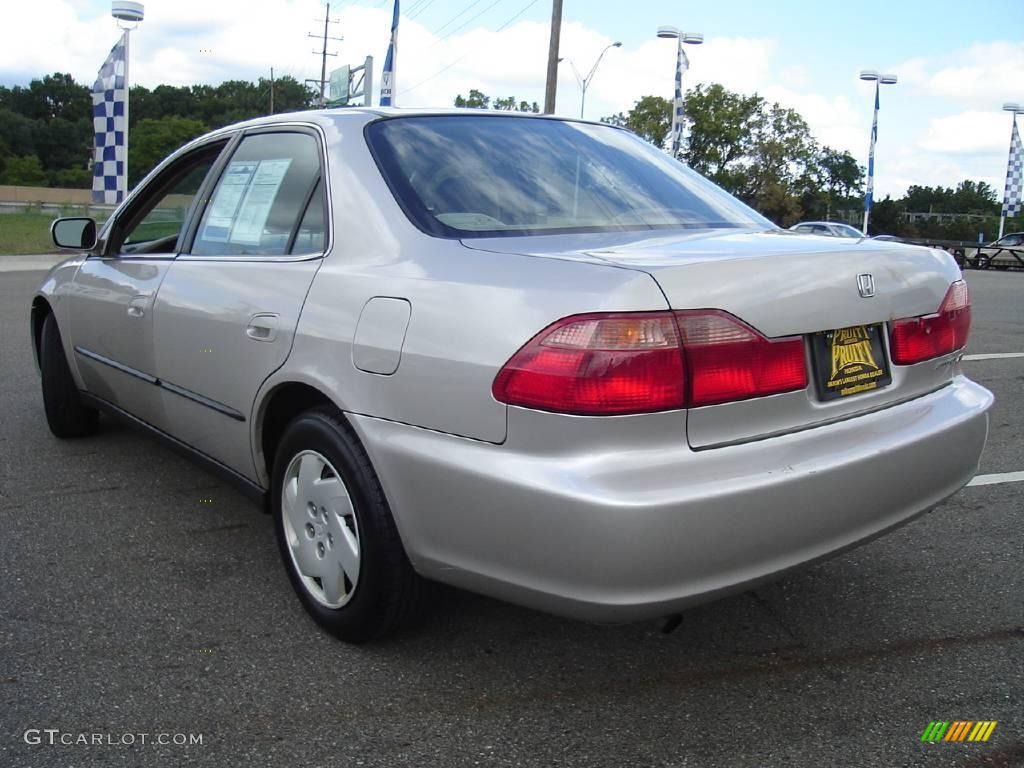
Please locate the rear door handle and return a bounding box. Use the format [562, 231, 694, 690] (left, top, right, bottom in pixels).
[127, 295, 148, 318]
[246, 313, 279, 342]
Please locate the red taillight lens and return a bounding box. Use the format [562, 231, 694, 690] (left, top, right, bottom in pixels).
[675, 310, 808, 407]
[889, 280, 971, 365]
[492, 310, 808, 415]
[491, 313, 685, 415]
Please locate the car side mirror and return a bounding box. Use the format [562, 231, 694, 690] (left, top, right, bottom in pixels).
[51, 217, 97, 251]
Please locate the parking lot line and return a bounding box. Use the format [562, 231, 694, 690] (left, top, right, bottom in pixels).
[963, 353, 1024, 361]
[967, 471, 1024, 487]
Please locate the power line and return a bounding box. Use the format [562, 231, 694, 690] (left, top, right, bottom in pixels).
[408, 0, 439, 19]
[439, 0, 506, 41]
[400, 0, 541, 97]
[432, 0, 489, 37]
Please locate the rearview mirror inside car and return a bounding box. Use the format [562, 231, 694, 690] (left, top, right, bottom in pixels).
[51, 218, 97, 251]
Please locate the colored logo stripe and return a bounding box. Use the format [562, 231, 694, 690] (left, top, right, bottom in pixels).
[969, 722, 998, 742]
[921, 721, 997, 742]
[944, 721, 973, 741]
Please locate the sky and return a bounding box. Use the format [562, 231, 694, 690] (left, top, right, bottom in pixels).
[1, 0, 1021, 200]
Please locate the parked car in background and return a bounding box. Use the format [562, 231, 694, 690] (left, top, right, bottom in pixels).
[32, 109, 992, 642]
[790, 221, 865, 238]
[967, 232, 1024, 270]
[871, 234, 903, 242]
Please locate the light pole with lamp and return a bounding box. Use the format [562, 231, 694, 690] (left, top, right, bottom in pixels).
[998, 102, 1023, 239]
[859, 70, 896, 235]
[571, 41, 621, 119]
[657, 26, 703, 159]
[111, 1, 143, 201]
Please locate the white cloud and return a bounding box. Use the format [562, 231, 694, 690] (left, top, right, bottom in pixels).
[920, 110, 1012, 155]
[910, 41, 1024, 110]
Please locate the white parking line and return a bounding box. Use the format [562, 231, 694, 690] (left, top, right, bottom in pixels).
[963, 353, 1024, 361]
[967, 471, 1024, 487]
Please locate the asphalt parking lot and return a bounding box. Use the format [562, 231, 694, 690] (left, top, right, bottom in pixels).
[0, 264, 1021, 768]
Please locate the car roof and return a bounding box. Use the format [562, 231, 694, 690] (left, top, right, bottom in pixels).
[199, 107, 607, 139]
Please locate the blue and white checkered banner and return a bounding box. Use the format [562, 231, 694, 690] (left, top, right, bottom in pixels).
[91, 33, 127, 205]
[1001, 118, 1022, 219]
[669, 43, 689, 158]
[379, 0, 399, 106]
[864, 82, 880, 214]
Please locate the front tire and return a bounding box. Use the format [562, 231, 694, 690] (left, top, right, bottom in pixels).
[271, 406, 430, 642]
[40, 313, 97, 438]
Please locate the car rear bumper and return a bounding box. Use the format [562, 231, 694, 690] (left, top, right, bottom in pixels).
[351, 376, 992, 622]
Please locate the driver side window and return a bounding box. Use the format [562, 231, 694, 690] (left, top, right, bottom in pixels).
[112, 143, 226, 255]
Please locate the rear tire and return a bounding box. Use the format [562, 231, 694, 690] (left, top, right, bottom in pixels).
[975, 255, 991, 270]
[271, 406, 431, 643]
[40, 313, 97, 438]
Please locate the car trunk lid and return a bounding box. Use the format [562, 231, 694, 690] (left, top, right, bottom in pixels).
[464, 229, 965, 447]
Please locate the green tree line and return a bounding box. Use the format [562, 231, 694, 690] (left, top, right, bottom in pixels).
[600, 87, 1013, 237]
[0, 72, 317, 189]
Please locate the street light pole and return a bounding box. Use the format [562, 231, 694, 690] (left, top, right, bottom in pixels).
[657, 26, 703, 159]
[859, 70, 897, 235]
[572, 41, 621, 119]
[111, 1, 143, 201]
[998, 102, 1024, 239]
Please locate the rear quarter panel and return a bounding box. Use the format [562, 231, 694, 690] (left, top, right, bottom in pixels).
[256, 114, 669, 473]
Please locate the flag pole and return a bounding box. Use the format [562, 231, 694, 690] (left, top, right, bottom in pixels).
[999, 114, 1021, 240]
[862, 81, 879, 235]
[122, 27, 130, 201]
[380, 0, 399, 106]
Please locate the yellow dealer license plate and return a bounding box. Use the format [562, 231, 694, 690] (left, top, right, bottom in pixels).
[811, 323, 892, 401]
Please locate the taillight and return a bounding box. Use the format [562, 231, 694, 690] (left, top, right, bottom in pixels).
[491, 313, 685, 415]
[675, 310, 808, 407]
[889, 280, 971, 365]
[492, 310, 807, 415]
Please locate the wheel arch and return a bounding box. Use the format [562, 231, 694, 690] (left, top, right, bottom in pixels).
[30, 295, 54, 372]
[253, 379, 347, 489]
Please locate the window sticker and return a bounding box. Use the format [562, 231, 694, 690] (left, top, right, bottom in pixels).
[229, 159, 292, 245]
[201, 161, 257, 243]
[200, 158, 292, 246]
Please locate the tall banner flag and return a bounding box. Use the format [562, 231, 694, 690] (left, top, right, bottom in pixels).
[863, 82, 880, 222]
[92, 33, 128, 204]
[380, 0, 399, 106]
[669, 42, 689, 158]
[999, 118, 1022, 238]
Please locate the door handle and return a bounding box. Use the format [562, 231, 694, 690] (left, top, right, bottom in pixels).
[246, 313, 279, 342]
[127, 295, 148, 318]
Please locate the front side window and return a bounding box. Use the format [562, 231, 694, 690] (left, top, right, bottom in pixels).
[114, 145, 224, 255]
[366, 116, 772, 238]
[192, 132, 324, 256]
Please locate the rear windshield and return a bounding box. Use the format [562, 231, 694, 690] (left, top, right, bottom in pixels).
[365, 115, 772, 238]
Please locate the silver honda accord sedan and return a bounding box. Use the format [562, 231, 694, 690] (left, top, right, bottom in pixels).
[32, 109, 993, 642]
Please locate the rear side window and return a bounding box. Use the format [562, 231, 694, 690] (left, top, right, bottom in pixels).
[191, 132, 324, 256]
[365, 115, 771, 239]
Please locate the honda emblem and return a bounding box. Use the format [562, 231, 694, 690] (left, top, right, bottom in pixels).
[857, 273, 875, 298]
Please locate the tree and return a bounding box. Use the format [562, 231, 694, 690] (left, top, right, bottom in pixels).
[128, 117, 208, 186]
[454, 90, 539, 113]
[454, 89, 490, 109]
[1, 155, 47, 186]
[493, 96, 539, 113]
[679, 84, 763, 183]
[601, 95, 673, 147]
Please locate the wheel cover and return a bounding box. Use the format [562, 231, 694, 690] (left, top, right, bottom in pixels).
[281, 450, 361, 608]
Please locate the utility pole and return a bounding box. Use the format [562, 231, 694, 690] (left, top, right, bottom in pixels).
[306, 3, 342, 106]
[269, 67, 275, 114]
[543, 0, 562, 114]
